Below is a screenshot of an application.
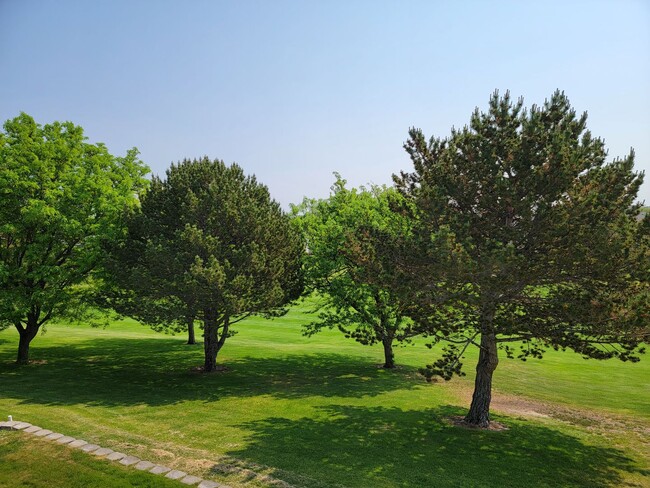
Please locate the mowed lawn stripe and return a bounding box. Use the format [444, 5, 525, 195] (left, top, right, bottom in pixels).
[0, 304, 648, 487]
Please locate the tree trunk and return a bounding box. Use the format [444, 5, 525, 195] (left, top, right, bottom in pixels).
[382, 337, 396, 369]
[15, 316, 40, 365]
[375, 299, 396, 369]
[203, 309, 219, 372]
[186, 317, 196, 345]
[217, 315, 229, 352]
[202, 310, 230, 372]
[465, 330, 499, 427]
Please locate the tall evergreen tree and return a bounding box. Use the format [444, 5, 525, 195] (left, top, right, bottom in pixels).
[105, 158, 303, 372]
[390, 91, 649, 427]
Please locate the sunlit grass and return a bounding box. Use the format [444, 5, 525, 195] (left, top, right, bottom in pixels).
[0, 431, 180, 488]
[0, 303, 648, 487]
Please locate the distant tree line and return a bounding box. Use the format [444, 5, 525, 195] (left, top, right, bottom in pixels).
[1, 90, 648, 427]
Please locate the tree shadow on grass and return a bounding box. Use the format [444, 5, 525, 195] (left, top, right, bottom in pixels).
[223, 405, 647, 488]
[0, 337, 420, 407]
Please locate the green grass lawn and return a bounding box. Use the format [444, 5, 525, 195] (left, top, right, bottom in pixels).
[0, 303, 648, 487]
[0, 431, 180, 487]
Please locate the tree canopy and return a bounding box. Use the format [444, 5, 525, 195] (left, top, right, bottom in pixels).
[387, 91, 649, 426]
[0, 113, 149, 363]
[293, 175, 418, 368]
[105, 158, 304, 372]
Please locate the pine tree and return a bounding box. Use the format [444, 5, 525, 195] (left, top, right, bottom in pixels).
[392, 91, 649, 427]
[105, 158, 303, 372]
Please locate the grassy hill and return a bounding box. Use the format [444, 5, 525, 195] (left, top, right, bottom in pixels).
[0, 303, 648, 487]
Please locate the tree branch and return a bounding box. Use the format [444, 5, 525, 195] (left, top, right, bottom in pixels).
[229, 312, 252, 325]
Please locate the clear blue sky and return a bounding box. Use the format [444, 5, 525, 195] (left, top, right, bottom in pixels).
[1, 0, 649, 207]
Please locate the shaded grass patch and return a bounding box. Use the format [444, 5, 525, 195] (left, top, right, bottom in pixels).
[0, 337, 421, 408]
[0, 308, 648, 487]
[226, 405, 647, 488]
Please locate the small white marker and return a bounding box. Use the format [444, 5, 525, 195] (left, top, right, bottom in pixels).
[8, 415, 12, 422]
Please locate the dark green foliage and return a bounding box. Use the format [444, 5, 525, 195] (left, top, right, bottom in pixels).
[293, 175, 418, 368]
[105, 158, 303, 371]
[390, 91, 649, 426]
[0, 113, 149, 363]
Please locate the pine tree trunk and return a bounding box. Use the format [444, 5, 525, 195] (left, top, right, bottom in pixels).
[15, 316, 40, 365]
[203, 309, 218, 372]
[187, 317, 196, 345]
[465, 330, 499, 427]
[382, 337, 396, 369]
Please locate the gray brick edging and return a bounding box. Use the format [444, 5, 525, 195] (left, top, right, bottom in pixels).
[0, 419, 230, 488]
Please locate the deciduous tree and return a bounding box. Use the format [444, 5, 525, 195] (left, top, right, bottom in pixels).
[293, 175, 418, 368]
[0, 113, 149, 364]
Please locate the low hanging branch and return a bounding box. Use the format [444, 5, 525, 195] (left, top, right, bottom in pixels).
[386, 90, 649, 427]
[103, 158, 304, 372]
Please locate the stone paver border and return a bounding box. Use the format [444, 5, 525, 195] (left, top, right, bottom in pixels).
[181, 474, 203, 485]
[81, 443, 101, 453]
[151, 465, 172, 474]
[120, 455, 141, 466]
[135, 460, 156, 471]
[0, 419, 230, 487]
[68, 439, 88, 448]
[107, 451, 127, 461]
[198, 481, 223, 488]
[166, 469, 188, 480]
[91, 447, 115, 457]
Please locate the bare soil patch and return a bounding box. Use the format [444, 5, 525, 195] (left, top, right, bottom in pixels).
[189, 365, 229, 374]
[447, 416, 509, 431]
[449, 381, 650, 456]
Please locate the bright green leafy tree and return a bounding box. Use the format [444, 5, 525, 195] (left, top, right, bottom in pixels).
[293, 175, 419, 368]
[105, 158, 303, 372]
[0, 113, 149, 364]
[390, 91, 649, 427]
